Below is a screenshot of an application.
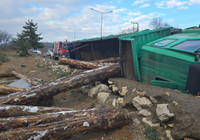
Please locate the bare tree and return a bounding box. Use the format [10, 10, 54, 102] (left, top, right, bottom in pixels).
[0, 30, 12, 49]
[150, 17, 170, 29]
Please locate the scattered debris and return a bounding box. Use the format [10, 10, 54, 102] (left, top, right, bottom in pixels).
[156, 104, 175, 122]
[142, 117, 160, 127]
[132, 118, 140, 126]
[132, 96, 153, 110]
[166, 130, 174, 140]
[21, 64, 26, 67]
[88, 84, 109, 98]
[110, 85, 119, 94]
[119, 86, 128, 96]
[97, 92, 110, 103]
[136, 90, 146, 96]
[138, 109, 151, 117]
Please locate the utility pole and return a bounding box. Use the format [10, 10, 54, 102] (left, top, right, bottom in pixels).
[68, 28, 81, 41]
[131, 22, 139, 32]
[90, 8, 113, 38]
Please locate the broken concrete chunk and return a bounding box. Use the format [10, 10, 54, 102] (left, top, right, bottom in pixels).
[110, 85, 119, 94]
[108, 80, 113, 85]
[142, 117, 160, 127]
[136, 90, 146, 96]
[150, 96, 157, 103]
[88, 84, 109, 97]
[119, 86, 128, 96]
[132, 96, 153, 111]
[132, 118, 140, 126]
[156, 104, 175, 122]
[97, 92, 110, 103]
[138, 109, 151, 117]
[112, 99, 117, 107]
[166, 130, 174, 140]
[172, 101, 178, 106]
[167, 123, 174, 128]
[132, 88, 136, 93]
[116, 97, 125, 107]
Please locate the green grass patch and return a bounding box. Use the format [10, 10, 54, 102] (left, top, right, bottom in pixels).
[0, 51, 9, 63]
[55, 72, 70, 78]
[144, 126, 160, 140]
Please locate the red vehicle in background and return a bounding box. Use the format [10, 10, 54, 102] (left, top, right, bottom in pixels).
[53, 40, 70, 60]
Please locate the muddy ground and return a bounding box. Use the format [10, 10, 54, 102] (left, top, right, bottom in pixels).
[0, 50, 200, 140]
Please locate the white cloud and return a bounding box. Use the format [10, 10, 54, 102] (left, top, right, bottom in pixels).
[166, 0, 187, 8]
[140, 3, 150, 7]
[132, 0, 149, 5]
[190, 0, 200, 4]
[155, 0, 188, 9]
[129, 11, 141, 16]
[155, 1, 166, 8]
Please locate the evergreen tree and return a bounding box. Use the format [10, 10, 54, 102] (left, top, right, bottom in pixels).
[13, 20, 43, 56]
[13, 32, 31, 56]
[23, 20, 43, 49]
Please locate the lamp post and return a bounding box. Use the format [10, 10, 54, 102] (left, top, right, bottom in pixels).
[68, 28, 81, 41]
[131, 21, 139, 32]
[90, 8, 113, 38]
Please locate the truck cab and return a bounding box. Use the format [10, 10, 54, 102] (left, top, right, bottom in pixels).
[53, 41, 70, 60]
[140, 29, 200, 95]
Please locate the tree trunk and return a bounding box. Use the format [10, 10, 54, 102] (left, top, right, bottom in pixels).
[0, 63, 120, 105]
[0, 108, 130, 140]
[59, 58, 100, 69]
[0, 85, 24, 95]
[92, 57, 120, 64]
[0, 105, 73, 118]
[0, 73, 14, 78]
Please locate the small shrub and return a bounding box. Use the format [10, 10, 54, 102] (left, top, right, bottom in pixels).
[0, 51, 9, 63]
[144, 126, 160, 140]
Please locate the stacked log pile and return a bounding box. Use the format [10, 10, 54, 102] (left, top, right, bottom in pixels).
[0, 60, 131, 139]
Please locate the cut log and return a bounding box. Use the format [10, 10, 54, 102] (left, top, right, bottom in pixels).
[0, 80, 15, 85]
[11, 71, 39, 86]
[0, 108, 130, 139]
[92, 57, 120, 64]
[0, 73, 14, 78]
[0, 63, 120, 105]
[59, 58, 100, 69]
[0, 85, 24, 95]
[0, 105, 73, 118]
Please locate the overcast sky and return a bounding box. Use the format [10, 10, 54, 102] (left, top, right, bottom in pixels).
[0, 0, 200, 42]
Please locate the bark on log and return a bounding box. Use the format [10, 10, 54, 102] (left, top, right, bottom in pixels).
[0, 85, 24, 95]
[92, 57, 120, 64]
[59, 58, 100, 69]
[0, 105, 73, 118]
[0, 63, 120, 105]
[0, 73, 14, 78]
[0, 80, 15, 85]
[0, 108, 130, 140]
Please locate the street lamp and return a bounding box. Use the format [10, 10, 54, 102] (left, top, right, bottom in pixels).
[131, 21, 139, 32]
[68, 28, 81, 41]
[90, 8, 113, 38]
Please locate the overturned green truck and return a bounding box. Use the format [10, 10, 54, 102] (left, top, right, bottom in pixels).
[119, 28, 200, 95]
